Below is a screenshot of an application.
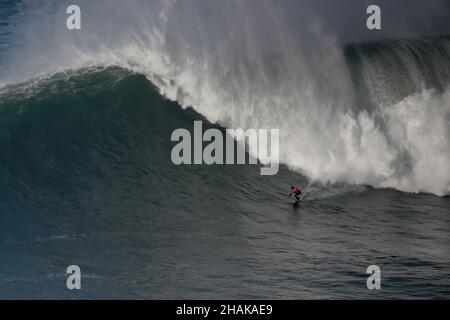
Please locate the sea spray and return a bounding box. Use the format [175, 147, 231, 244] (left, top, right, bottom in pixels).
[1, 0, 449, 195]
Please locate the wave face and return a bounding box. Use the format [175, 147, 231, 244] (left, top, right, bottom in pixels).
[1, 0, 450, 195]
[343, 37, 450, 195]
[1, 67, 450, 299]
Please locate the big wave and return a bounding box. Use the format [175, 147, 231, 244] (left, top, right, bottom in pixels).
[1, 0, 449, 196]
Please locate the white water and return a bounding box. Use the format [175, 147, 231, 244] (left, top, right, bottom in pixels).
[1, 0, 449, 196]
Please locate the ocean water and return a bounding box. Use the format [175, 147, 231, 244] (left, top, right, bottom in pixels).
[0, 67, 449, 299]
[0, 1, 449, 299]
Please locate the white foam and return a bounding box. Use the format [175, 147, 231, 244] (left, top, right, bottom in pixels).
[2, 0, 449, 196]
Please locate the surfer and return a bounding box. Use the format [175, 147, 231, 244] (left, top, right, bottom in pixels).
[288, 185, 302, 201]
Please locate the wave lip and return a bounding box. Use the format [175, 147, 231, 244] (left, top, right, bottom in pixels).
[1, 1, 449, 196]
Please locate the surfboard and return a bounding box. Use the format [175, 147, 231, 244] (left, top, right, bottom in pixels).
[291, 198, 301, 207]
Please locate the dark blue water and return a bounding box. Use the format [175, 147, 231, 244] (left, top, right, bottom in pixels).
[0, 68, 449, 299]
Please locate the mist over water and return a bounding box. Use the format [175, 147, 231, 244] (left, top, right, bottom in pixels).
[1, 0, 450, 196]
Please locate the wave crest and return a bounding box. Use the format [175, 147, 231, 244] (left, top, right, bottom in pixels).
[1, 0, 449, 195]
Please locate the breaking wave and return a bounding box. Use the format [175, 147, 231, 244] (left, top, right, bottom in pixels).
[1, 0, 449, 195]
